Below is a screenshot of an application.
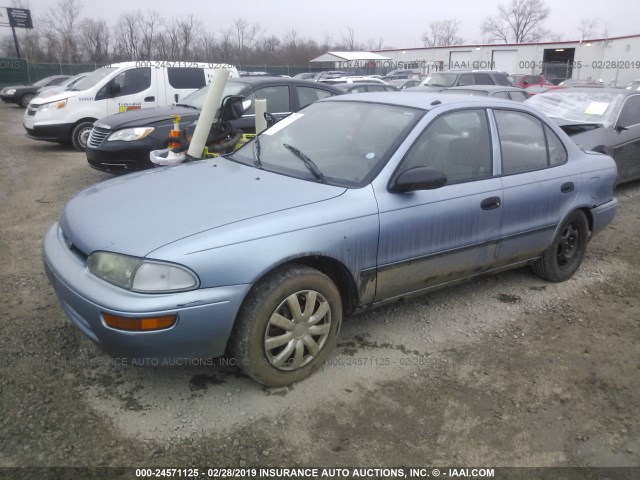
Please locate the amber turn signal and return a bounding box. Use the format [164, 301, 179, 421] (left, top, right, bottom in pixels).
[103, 313, 177, 331]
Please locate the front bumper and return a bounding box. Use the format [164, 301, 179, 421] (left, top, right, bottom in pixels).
[86, 137, 159, 174]
[1, 94, 18, 105]
[23, 121, 74, 143]
[43, 223, 251, 361]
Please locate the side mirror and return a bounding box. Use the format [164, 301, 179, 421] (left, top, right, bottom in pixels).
[390, 167, 447, 193]
[219, 95, 250, 121]
[109, 83, 122, 96]
[614, 124, 629, 133]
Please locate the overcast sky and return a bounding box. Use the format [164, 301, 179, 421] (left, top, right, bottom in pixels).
[14, 0, 640, 49]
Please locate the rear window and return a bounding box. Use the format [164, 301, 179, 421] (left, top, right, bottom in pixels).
[167, 68, 206, 89]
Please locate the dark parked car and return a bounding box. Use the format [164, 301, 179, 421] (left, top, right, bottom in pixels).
[441, 85, 531, 102]
[526, 88, 640, 183]
[86, 77, 341, 174]
[1, 75, 71, 108]
[407, 70, 511, 92]
[44, 93, 618, 386]
[293, 72, 317, 80]
[333, 83, 399, 94]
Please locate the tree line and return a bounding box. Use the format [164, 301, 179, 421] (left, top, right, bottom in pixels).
[1, 0, 612, 66]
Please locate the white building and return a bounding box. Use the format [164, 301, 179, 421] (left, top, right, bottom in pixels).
[373, 34, 640, 85]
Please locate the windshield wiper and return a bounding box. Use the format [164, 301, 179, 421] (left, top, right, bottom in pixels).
[253, 135, 263, 168]
[282, 143, 326, 183]
[174, 103, 199, 109]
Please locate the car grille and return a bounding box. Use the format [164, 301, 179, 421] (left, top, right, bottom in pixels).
[87, 126, 110, 148]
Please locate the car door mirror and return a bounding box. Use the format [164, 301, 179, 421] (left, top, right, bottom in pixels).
[390, 167, 447, 193]
[219, 95, 250, 121]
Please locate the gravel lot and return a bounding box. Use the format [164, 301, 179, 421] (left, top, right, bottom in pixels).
[0, 102, 639, 473]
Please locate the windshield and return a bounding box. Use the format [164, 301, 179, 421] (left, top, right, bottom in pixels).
[526, 91, 624, 126]
[229, 100, 423, 187]
[33, 77, 55, 87]
[180, 82, 247, 109]
[70, 67, 117, 91]
[423, 73, 457, 87]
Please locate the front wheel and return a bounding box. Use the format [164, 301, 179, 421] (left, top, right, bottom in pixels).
[533, 210, 589, 282]
[230, 265, 342, 387]
[71, 121, 94, 151]
[20, 93, 34, 108]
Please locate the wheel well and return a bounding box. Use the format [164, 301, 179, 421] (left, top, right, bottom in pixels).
[580, 207, 594, 235]
[259, 256, 359, 315]
[71, 118, 97, 141]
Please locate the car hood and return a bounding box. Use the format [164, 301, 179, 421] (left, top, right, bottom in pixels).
[96, 105, 201, 130]
[60, 159, 346, 258]
[29, 90, 79, 105]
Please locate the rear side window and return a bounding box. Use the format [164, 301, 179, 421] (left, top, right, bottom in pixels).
[297, 86, 334, 109]
[474, 73, 493, 85]
[495, 110, 566, 174]
[167, 68, 206, 89]
[509, 91, 530, 102]
[494, 74, 510, 86]
[46, 77, 69, 86]
[493, 91, 510, 99]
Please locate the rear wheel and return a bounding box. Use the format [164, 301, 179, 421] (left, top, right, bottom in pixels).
[231, 265, 342, 386]
[533, 210, 589, 282]
[71, 121, 94, 151]
[20, 93, 34, 108]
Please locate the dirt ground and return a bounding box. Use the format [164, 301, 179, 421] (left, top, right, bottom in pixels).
[0, 102, 639, 474]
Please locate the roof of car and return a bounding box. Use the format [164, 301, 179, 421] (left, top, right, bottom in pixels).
[229, 77, 341, 90]
[545, 87, 637, 96]
[325, 91, 527, 111]
[333, 83, 397, 90]
[445, 85, 526, 92]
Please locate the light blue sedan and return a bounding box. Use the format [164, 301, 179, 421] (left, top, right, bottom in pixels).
[43, 93, 618, 386]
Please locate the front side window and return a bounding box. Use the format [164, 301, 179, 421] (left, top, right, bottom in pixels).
[495, 110, 565, 174]
[245, 85, 290, 114]
[111, 68, 151, 97]
[474, 73, 493, 85]
[397, 109, 493, 184]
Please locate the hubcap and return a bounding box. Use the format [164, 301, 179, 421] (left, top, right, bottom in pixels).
[264, 290, 331, 371]
[557, 223, 579, 268]
[78, 128, 91, 148]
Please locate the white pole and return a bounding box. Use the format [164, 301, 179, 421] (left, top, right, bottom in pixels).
[254, 99, 267, 134]
[187, 69, 230, 159]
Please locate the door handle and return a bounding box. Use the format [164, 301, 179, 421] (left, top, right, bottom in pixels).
[144, 96, 155, 102]
[561, 182, 574, 193]
[481, 196, 501, 210]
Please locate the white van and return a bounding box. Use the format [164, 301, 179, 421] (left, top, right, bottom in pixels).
[23, 61, 238, 150]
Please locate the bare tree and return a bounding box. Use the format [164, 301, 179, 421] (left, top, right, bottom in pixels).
[113, 13, 140, 59]
[78, 18, 109, 63]
[422, 20, 464, 47]
[232, 18, 261, 63]
[43, 0, 83, 62]
[139, 10, 163, 60]
[342, 26, 358, 51]
[482, 0, 549, 43]
[577, 18, 599, 40]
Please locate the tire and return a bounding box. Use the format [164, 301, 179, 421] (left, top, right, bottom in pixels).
[71, 121, 94, 151]
[20, 93, 34, 108]
[533, 210, 589, 282]
[230, 264, 343, 387]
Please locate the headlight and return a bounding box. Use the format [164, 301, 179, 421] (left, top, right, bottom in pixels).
[87, 252, 199, 293]
[107, 127, 155, 142]
[5, 89, 16, 95]
[39, 99, 67, 112]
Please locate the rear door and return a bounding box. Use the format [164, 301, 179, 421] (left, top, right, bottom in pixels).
[492, 108, 576, 264]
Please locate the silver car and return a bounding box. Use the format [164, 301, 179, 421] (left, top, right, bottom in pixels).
[43, 93, 618, 386]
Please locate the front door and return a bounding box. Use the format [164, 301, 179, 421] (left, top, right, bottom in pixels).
[374, 108, 502, 301]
